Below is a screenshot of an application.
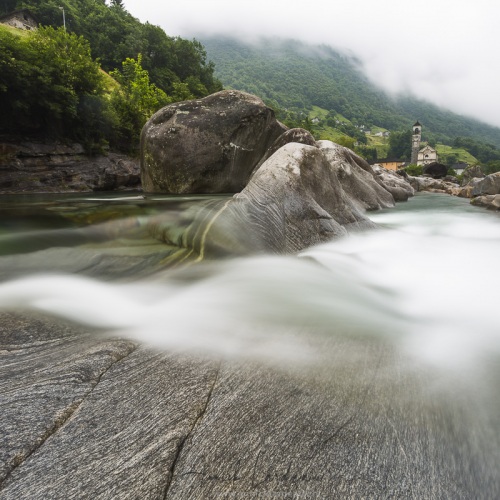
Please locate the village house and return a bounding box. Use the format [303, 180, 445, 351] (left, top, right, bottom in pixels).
[0, 10, 38, 31]
[371, 158, 407, 171]
[451, 162, 468, 175]
[417, 145, 438, 166]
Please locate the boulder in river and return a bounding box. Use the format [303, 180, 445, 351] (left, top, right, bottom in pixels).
[461, 164, 485, 186]
[141, 90, 287, 194]
[372, 165, 414, 201]
[471, 194, 500, 210]
[471, 171, 500, 197]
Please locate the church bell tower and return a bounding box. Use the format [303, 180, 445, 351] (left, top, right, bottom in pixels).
[411, 121, 421, 164]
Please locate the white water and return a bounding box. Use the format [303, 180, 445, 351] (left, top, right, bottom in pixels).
[1, 193, 499, 374]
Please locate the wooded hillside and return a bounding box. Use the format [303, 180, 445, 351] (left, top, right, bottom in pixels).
[201, 36, 500, 149]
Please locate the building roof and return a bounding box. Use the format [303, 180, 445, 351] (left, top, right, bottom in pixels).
[413, 121, 422, 127]
[371, 158, 405, 164]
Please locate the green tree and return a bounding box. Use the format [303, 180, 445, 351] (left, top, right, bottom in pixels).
[404, 164, 423, 176]
[387, 130, 412, 160]
[0, 25, 105, 140]
[110, 54, 170, 150]
[336, 136, 356, 149]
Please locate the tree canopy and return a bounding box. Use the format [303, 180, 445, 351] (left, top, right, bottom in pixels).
[0, 26, 105, 139]
[0, 1, 222, 152]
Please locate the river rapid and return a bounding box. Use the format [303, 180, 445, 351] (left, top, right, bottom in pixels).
[1, 191, 499, 494]
[1, 192, 499, 370]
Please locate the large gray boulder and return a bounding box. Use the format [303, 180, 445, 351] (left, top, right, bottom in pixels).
[148, 143, 386, 256]
[232, 142, 376, 253]
[472, 171, 500, 196]
[461, 164, 485, 186]
[141, 90, 286, 194]
[372, 165, 414, 201]
[140, 91, 419, 255]
[317, 141, 395, 211]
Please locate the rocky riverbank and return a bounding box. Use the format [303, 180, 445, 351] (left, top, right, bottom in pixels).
[1, 310, 496, 499]
[402, 166, 500, 211]
[0, 140, 140, 193]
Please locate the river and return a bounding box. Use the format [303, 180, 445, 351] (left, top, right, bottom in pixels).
[0, 191, 499, 495]
[1, 191, 499, 367]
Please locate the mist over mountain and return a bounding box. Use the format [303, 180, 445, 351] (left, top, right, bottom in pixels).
[200, 36, 500, 148]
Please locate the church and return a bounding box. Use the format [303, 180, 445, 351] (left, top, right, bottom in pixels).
[411, 121, 438, 165]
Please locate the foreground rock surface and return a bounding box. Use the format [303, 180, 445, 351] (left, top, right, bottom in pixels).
[1, 313, 498, 499]
[0, 141, 140, 193]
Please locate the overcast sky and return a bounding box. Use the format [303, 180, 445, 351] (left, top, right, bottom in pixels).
[123, 0, 500, 129]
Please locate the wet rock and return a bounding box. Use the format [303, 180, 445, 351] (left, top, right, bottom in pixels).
[461, 165, 485, 186]
[1, 312, 498, 498]
[0, 312, 218, 499]
[253, 127, 317, 173]
[372, 165, 414, 201]
[317, 141, 395, 211]
[408, 176, 458, 195]
[148, 142, 388, 256]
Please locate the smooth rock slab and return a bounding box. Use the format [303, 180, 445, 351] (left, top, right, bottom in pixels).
[167, 347, 500, 499]
[1, 315, 498, 499]
[0, 313, 218, 499]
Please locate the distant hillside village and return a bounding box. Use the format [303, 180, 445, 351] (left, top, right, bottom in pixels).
[373, 122, 468, 176]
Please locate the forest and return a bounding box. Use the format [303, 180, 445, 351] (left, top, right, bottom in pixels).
[0, 0, 222, 152]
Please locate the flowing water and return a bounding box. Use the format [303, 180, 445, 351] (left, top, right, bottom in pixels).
[1, 191, 499, 369]
[1, 190, 500, 493]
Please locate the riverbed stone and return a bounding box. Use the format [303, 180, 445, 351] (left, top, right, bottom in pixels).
[471, 194, 500, 210]
[148, 142, 380, 257]
[461, 164, 485, 186]
[372, 165, 415, 201]
[318, 141, 395, 211]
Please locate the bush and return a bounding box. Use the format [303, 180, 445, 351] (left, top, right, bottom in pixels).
[404, 164, 423, 176]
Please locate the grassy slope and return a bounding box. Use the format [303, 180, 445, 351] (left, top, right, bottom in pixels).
[435, 144, 477, 164]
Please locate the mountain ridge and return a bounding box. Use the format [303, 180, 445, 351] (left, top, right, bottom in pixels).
[199, 35, 500, 149]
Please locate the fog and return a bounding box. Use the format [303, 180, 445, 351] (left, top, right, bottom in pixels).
[123, 0, 500, 129]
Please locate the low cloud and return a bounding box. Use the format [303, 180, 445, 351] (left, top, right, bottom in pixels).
[125, 0, 500, 128]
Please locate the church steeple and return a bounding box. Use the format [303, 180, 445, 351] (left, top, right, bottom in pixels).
[411, 121, 421, 164]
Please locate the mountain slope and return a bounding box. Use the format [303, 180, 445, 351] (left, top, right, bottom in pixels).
[200, 36, 500, 148]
